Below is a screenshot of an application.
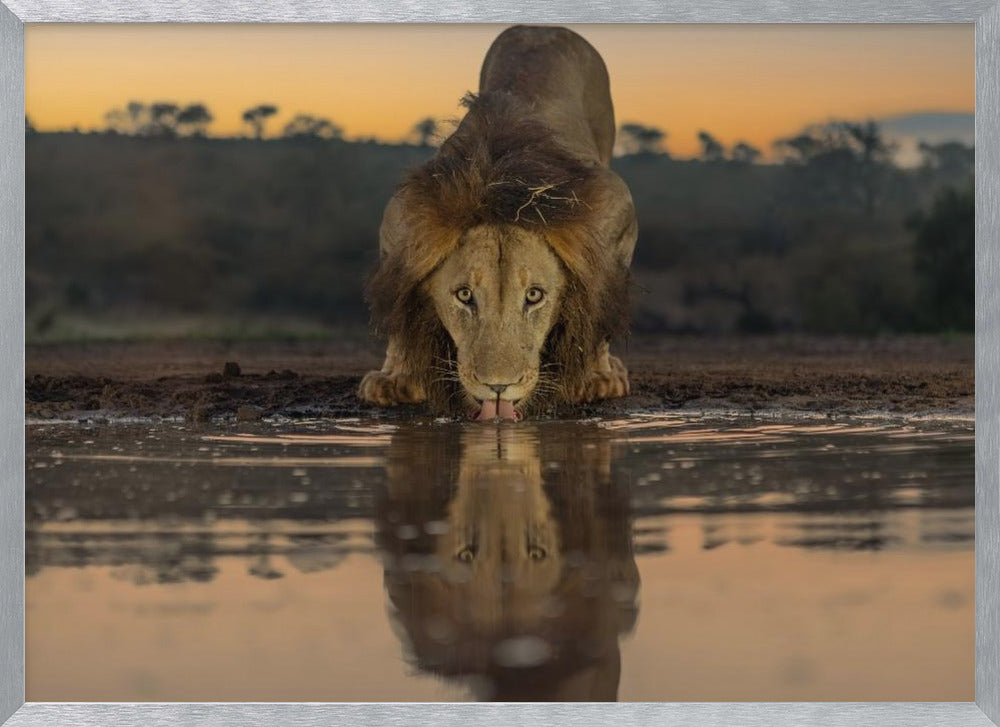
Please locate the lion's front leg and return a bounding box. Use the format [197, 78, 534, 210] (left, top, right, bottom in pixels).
[359, 339, 427, 406]
[570, 342, 630, 403]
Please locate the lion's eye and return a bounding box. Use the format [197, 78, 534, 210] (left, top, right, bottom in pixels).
[525, 287, 545, 305]
[455, 287, 474, 304]
[528, 545, 547, 561]
[455, 545, 476, 563]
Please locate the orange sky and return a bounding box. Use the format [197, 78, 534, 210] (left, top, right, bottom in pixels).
[25, 24, 974, 157]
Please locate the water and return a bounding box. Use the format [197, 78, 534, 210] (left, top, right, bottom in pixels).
[25, 415, 974, 702]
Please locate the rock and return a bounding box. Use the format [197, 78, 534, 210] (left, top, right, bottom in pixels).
[236, 404, 264, 422]
[264, 369, 298, 381]
[222, 361, 241, 378]
[190, 404, 214, 423]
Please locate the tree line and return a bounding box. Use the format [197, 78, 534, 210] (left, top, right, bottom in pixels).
[24, 106, 974, 339]
[46, 101, 444, 145]
[34, 102, 970, 177]
[618, 122, 762, 164]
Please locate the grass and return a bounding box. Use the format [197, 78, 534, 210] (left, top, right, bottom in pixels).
[26, 312, 372, 345]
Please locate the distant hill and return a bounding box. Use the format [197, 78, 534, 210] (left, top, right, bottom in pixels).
[879, 111, 974, 166]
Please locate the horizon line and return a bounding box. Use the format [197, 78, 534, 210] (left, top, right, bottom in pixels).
[25, 106, 976, 151]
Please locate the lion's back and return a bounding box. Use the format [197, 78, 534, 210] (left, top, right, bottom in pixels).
[478, 25, 615, 165]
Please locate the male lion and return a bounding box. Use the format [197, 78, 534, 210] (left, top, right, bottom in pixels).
[361, 25, 637, 420]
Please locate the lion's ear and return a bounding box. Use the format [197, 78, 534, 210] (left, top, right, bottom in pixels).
[378, 190, 462, 281]
[378, 192, 409, 260]
[543, 167, 636, 279]
[591, 169, 638, 269]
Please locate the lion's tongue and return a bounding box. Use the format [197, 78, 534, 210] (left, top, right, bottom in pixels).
[475, 399, 498, 420]
[475, 399, 520, 421]
[497, 399, 519, 420]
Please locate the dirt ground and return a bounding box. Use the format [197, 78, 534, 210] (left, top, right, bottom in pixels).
[25, 335, 974, 422]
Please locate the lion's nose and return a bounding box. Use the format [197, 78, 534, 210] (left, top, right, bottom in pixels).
[487, 382, 514, 394]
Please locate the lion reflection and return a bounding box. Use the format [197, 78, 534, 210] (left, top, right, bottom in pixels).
[376, 424, 638, 701]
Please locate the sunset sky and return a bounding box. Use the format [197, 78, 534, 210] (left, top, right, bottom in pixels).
[25, 24, 974, 158]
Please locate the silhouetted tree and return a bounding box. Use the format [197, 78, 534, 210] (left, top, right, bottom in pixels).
[103, 101, 147, 135]
[147, 102, 181, 137]
[774, 126, 835, 164]
[127, 101, 144, 127]
[103, 108, 128, 134]
[697, 130, 725, 162]
[104, 103, 144, 135]
[282, 114, 343, 140]
[919, 141, 974, 183]
[842, 121, 892, 161]
[242, 104, 279, 139]
[842, 120, 895, 213]
[776, 120, 892, 165]
[619, 123, 667, 156]
[176, 104, 214, 136]
[25, 116, 36, 135]
[774, 119, 895, 213]
[411, 117, 438, 146]
[730, 141, 761, 165]
[909, 185, 974, 331]
[104, 101, 149, 135]
[104, 100, 202, 137]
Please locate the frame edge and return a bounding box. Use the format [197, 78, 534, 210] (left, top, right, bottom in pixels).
[2, 2, 997, 726]
[2, 0, 998, 23]
[976, 1, 1000, 724]
[0, 0, 25, 725]
[3, 703, 1000, 727]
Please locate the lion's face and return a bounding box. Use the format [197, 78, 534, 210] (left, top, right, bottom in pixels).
[426, 225, 565, 419]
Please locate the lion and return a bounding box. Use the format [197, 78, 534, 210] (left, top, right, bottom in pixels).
[376, 423, 639, 700]
[360, 25, 638, 420]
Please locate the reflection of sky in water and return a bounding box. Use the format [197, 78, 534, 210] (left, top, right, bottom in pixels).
[25, 416, 973, 702]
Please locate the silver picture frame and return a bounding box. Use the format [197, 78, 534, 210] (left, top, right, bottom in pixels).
[1, 3, 997, 725]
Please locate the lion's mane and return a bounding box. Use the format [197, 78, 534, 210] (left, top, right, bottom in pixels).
[366, 91, 631, 415]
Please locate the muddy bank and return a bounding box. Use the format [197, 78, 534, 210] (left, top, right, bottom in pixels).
[25, 336, 974, 421]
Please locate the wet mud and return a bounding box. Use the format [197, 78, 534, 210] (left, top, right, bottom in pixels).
[25, 336, 973, 422]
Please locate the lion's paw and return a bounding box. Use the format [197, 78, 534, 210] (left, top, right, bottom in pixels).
[608, 354, 628, 378]
[573, 358, 630, 403]
[358, 371, 426, 406]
